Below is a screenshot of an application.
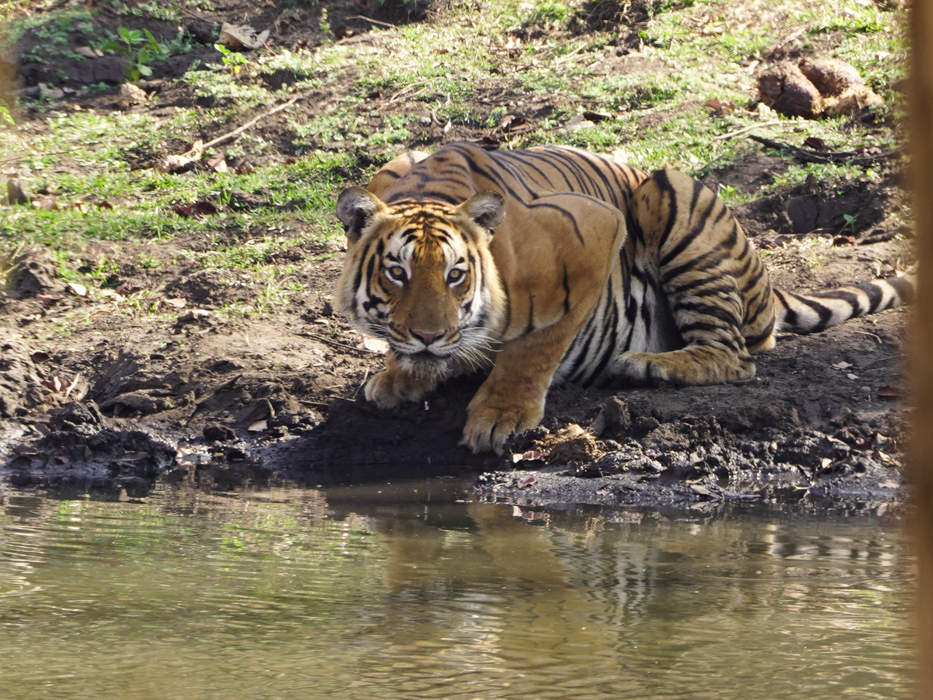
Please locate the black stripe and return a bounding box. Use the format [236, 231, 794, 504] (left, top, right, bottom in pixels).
[640, 285, 653, 335]
[525, 201, 585, 245]
[744, 319, 775, 348]
[585, 281, 621, 385]
[649, 170, 679, 251]
[385, 189, 462, 205]
[742, 287, 771, 324]
[561, 264, 571, 315]
[679, 320, 732, 337]
[352, 237, 376, 297]
[566, 308, 600, 382]
[575, 150, 623, 207]
[496, 150, 561, 190]
[805, 289, 863, 315]
[773, 288, 797, 326]
[669, 277, 733, 296]
[502, 280, 512, 332]
[659, 186, 718, 267]
[625, 209, 645, 246]
[888, 276, 914, 304]
[540, 147, 601, 196]
[661, 248, 729, 285]
[488, 151, 544, 199]
[860, 282, 884, 310]
[525, 293, 535, 335]
[790, 292, 833, 329]
[592, 153, 636, 207]
[513, 149, 576, 190]
[447, 143, 529, 204]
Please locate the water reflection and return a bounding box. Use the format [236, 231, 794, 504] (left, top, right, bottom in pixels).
[0, 481, 914, 699]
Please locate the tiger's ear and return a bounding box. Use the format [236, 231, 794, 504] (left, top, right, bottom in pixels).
[458, 192, 504, 233]
[336, 187, 387, 245]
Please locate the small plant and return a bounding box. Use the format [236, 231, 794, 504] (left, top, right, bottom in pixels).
[98, 26, 167, 82]
[842, 213, 858, 236]
[215, 43, 248, 76]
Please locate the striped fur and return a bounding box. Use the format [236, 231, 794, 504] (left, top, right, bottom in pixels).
[336, 141, 913, 453]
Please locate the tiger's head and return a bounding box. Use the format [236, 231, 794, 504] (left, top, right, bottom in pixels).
[335, 187, 507, 379]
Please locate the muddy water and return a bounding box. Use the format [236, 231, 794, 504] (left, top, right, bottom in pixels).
[0, 480, 914, 699]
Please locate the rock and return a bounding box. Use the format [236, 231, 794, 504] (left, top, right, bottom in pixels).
[118, 82, 148, 107]
[3, 248, 63, 298]
[757, 62, 823, 118]
[6, 177, 31, 205]
[204, 424, 237, 442]
[798, 57, 864, 97]
[757, 57, 883, 119]
[591, 396, 632, 437]
[823, 86, 884, 116]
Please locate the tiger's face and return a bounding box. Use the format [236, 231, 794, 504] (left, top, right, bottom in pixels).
[336, 187, 506, 379]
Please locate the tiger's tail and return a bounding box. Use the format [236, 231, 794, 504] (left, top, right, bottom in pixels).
[772, 272, 915, 334]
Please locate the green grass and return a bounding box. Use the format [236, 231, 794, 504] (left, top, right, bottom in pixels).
[0, 0, 908, 309]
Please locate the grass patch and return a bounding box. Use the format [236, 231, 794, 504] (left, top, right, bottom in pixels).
[0, 0, 907, 305]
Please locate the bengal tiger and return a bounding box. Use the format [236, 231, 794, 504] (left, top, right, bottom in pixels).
[335, 141, 913, 454]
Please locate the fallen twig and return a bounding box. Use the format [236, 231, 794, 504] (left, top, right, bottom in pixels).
[165, 1, 214, 25]
[162, 94, 304, 172]
[299, 331, 372, 355]
[64, 373, 82, 399]
[712, 119, 785, 141]
[385, 81, 429, 107]
[344, 14, 397, 29]
[748, 134, 902, 165]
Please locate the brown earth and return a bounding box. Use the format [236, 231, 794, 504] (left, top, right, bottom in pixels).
[0, 1, 914, 512]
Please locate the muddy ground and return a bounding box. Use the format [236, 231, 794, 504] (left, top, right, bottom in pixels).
[0, 1, 915, 513]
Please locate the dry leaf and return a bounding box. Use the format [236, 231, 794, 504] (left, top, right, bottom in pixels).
[362, 336, 389, 354]
[803, 136, 829, 151]
[99, 289, 124, 301]
[218, 22, 268, 50]
[33, 196, 59, 211]
[67, 281, 88, 297]
[207, 155, 228, 173]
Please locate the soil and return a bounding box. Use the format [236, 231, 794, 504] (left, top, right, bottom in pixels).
[0, 1, 914, 513]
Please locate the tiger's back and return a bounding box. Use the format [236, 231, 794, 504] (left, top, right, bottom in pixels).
[370, 142, 781, 386]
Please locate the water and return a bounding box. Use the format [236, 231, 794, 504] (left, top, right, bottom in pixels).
[0, 480, 915, 699]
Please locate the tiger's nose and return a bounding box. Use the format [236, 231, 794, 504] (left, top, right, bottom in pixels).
[411, 329, 444, 346]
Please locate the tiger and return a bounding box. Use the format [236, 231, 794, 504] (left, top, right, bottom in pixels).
[335, 141, 913, 454]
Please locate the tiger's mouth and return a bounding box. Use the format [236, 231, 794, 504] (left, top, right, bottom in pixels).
[403, 348, 451, 363]
[396, 348, 451, 380]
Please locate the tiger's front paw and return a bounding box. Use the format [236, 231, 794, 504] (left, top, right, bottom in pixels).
[460, 385, 545, 454]
[363, 369, 432, 409]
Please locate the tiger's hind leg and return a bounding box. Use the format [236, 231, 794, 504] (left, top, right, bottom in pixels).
[610, 168, 763, 386]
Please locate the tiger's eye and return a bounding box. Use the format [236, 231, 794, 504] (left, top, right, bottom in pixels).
[447, 268, 465, 285]
[386, 265, 407, 283]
